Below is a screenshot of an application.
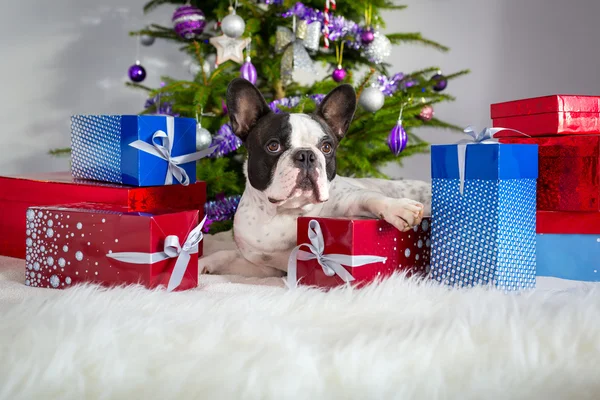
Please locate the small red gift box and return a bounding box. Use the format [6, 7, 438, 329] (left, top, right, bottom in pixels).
[0, 172, 206, 259]
[289, 217, 431, 289]
[499, 135, 600, 211]
[24, 203, 201, 291]
[491, 95, 600, 136]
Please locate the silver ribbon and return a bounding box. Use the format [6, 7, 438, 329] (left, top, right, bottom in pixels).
[107, 215, 206, 292]
[128, 116, 216, 186]
[455, 126, 530, 195]
[287, 219, 388, 289]
[275, 20, 319, 84]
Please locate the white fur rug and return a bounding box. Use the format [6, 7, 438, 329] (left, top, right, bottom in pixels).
[1, 232, 600, 399]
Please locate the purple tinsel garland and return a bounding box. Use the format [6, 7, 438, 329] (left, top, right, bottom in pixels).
[203, 194, 241, 232]
[209, 123, 243, 158]
[268, 94, 325, 113]
[144, 95, 179, 116]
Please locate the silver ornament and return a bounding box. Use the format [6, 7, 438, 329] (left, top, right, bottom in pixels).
[221, 13, 246, 38]
[363, 32, 392, 64]
[359, 86, 385, 113]
[140, 34, 155, 46]
[196, 125, 213, 151]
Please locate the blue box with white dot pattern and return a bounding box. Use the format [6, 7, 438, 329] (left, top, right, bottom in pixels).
[71, 115, 197, 187]
[430, 143, 538, 291]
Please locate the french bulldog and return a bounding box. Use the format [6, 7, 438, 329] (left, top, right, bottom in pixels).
[199, 78, 431, 278]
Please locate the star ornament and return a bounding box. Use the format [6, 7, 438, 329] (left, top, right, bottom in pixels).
[209, 35, 250, 65]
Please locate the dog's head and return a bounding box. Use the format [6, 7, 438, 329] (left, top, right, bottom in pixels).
[226, 78, 356, 208]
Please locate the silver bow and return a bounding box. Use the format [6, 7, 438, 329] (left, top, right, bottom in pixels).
[129, 116, 216, 186]
[287, 219, 387, 289]
[456, 126, 529, 195]
[275, 20, 320, 84]
[107, 215, 206, 292]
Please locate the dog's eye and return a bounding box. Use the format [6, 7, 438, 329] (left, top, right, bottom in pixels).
[266, 141, 281, 153]
[321, 143, 333, 155]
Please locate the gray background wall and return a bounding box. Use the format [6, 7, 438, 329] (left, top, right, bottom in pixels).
[1, 0, 599, 181]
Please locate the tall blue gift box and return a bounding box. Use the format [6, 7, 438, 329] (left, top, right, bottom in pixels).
[71, 115, 212, 187]
[430, 143, 538, 291]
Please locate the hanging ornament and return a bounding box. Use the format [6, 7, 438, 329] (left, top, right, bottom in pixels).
[361, 4, 375, 45]
[418, 105, 435, 122]
[359, 86, 385, 113]
[196, 111, 214, 151]
[240, 44, 257, 84]
[432, 71, 448, 92]
[172, 5, 206, 39]
[140, 34, 155, 46]
[128, 61, 146, 83]
[275, 17, 319, 84]
[388, 119, 407, 156]
[363, 31, 392, 64]
[331, 41, 347, 82]
[221, 6, 246, 38]
[210, 35, 250, 65]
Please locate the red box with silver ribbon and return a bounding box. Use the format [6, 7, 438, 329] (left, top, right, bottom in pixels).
[24, 203, 203, 291]
[288, 217, 431, 289]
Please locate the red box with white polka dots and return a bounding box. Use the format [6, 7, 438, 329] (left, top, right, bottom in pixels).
[294, 217, 431, 289]
[24, 204, 200, 291]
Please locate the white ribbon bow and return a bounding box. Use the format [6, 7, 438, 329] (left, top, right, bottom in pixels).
[128, 116, 216, 186]
[106, 216, 206, 292]
[455, 126, 529, 195]
[287, 219, 387, 289]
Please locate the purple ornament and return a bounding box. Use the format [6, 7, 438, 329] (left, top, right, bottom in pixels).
[128, 63, 146, 83]
[432, 73, 448, 92]
[387, 121, 408, 156]
[361, 28, 375, 44]
[172, 5, 206, 39]
[332, 67, 347, 83]
[240, 57, 257, 84]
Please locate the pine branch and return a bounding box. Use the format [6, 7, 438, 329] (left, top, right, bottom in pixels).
[49, 148, 71, 157]
[386, 33, 449, 51]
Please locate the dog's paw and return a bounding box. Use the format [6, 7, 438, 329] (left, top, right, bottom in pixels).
[376, 197, 424, 232]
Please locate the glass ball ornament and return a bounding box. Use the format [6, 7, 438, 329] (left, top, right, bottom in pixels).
[332, 66, 347, 83]
[196, 125, 213, 151]
[128, 62, 146, 83]
[140, 34, 155, 46]
[363, 32, 392, 64]
[360, 28, 375, 45]
[432, 73, 448, 92]
[418, 105, 435, 121]
[172, 5, 206, 39]
[359, 86, 385, 113]
[221, 13, 246, 38]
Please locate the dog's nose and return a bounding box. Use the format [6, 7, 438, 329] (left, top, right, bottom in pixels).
[294, 149, 316, 170]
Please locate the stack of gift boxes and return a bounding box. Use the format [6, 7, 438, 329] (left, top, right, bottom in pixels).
[493, 95, 600, 282]
[0, 114, 214, 291]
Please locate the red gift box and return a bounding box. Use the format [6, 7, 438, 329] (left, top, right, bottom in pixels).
[537, 211, 600, 234]
[0, 172, 206, 259]
[499, 135, 600, 211]
[290, 217, 431, 289]
[24, 204, 201, 291]
[491, 95, 600, 136]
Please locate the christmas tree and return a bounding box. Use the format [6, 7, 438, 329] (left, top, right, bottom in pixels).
[63, 1, 468, 233]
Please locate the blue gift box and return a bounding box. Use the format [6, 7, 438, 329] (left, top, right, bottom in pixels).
[71, 115, 207, 187]
[537, 234, 600, 281]
[430, 143, 538, 291]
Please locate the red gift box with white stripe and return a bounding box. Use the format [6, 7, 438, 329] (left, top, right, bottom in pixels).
[24, 203, 201, 291]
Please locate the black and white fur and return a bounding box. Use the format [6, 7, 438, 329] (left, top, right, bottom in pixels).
[200, 79, 431, 278]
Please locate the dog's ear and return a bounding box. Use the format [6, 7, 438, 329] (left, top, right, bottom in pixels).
[226, 78, 272, 141]
[314, 84, 357, 141]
